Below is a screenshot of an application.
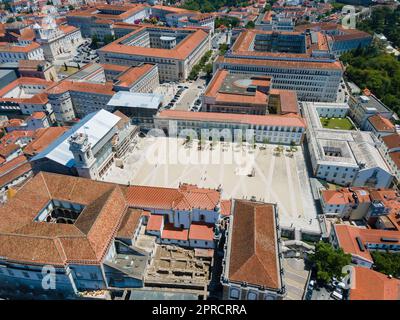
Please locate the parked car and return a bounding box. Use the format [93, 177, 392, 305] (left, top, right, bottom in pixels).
[331, 288, 343, 300]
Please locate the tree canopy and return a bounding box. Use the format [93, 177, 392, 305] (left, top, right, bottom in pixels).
[245, 21, 255, 29]
[215, 16, 240, 29]
[340, 44, 400, 117]
[180, 0, 249, 13]
[358, 6, 400, 48]
[308, 241, 351, 283]
[371, 252, 400, 278]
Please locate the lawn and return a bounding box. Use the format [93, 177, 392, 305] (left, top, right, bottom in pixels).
[320, 117, 355, 130]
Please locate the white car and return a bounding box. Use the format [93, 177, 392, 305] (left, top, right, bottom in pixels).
[331, 288, 343, 300]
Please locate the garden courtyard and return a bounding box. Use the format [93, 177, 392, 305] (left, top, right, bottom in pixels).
[320, 117, 355, 130]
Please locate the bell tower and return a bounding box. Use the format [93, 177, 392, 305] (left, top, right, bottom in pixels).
[68, 132, 99, 179]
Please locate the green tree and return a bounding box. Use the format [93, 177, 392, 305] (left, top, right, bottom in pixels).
[371, 252, 400, 278]
[219, 43, 229, 55]
[308, 242, 351, 284]
[203, 63, 213, 78]
[245, 21, 255, 29]
[340, 43, 400, 117]
[68, 5, 74, 11]
[215, 16, 240, 29]
[6, 17, 15, 23]
[103, 34, 116, 45]
[91, 35, 99, 49]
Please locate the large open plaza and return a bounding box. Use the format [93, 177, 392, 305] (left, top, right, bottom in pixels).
[102, 137, 320, 234]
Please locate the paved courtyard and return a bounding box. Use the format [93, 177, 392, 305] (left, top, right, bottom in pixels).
[102, 137, 320, 233]
[283, 258, 310, 300]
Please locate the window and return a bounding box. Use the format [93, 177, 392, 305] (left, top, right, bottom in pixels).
[248, 292, 257, 300]
[90, 273, 98, 280]
[230, 288, 240, 299]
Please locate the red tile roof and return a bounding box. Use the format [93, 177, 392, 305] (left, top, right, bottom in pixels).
[115, 64, 155, 88]
[117, 208, 144, 238]
[161, 223, 188, 241]
[220, 199, 232, 216]
[0, 172, 129, 266]
[228, 200, 281, 289]
[269, 89, 299, 114]
[189, 223, 214, 241]
[46, 80, 115, 96]
[125, 183, 220, 211]
[157, 109, 307, 128]
[146, 214, 163, 231]
[217, 55, 343, 71]
[99, 26, 208, 60]
[23, 127, 69, 157]
[0, 143, 20, 158]
[322, 189, 354, 205]
[350, 266, 400, 300]
[368, 115, 395, 133]
[0, 160, 31, 188]
[334, 224, 400, 264]
[204, 69, 271, 106]
[0, 42, 41, 53]
[382, 133, 400, 151]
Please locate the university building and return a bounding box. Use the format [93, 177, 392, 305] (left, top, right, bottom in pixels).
[154, 110, 306, 145]
[203, 69, 299, 115]
[0, 171, 229, 299]
[46, 63, 159, 124]
[303, 101, 393, 188]
[32, 16, 83, 62]
[31, 109, 138, 180]
[214, 29, 343, 102]
[221, 199, 285, 300]
[98, 26, 210, 82]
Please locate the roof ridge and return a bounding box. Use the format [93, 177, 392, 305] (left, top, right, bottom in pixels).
[39, 172, 52, 199]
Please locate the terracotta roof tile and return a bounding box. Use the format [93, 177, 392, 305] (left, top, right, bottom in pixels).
[146, 214, 163, 231]
[382, 133, 400, 151]
[161, 223, 188, 241]
[24, 127, 69, 157]
[350, 266, 400, 300]
[368, 115, 395, 133]
[189, 223, 214, 241]
[228, 200, 281, 289]
[100, 26, 208, 60]
[157, 109, 307, 128]
[0, 172, 129, 266]
[117, 208, 145, 238]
